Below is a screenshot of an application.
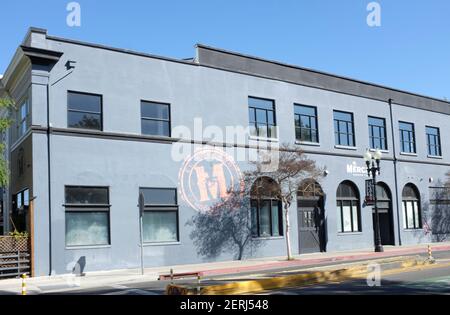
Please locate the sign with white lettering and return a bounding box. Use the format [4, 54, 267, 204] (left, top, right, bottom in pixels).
[346, 162, 368, 177]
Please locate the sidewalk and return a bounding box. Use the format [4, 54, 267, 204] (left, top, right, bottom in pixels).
[1, 242, 449, 294]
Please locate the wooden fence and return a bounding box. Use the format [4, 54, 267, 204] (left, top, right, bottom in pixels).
[0, 236, 31, 279]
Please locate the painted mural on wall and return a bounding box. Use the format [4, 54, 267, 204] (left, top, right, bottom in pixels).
[179, 147, 244, 212]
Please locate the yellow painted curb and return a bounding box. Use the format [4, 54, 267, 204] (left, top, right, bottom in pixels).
[166, 256, 430, 295]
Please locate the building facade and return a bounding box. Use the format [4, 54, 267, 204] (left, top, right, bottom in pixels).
[1, 28, 449, 276]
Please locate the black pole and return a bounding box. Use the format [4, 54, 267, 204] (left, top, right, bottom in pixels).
[372, 162, 384, 252]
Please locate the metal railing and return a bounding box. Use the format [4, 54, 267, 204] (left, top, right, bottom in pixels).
[0, 251, 31, 278]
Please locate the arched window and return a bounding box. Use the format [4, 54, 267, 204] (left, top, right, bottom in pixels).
[336, 181, 361, 233]
[376, 183, 390, 199]
[402, 184, 422, 229]
[298, 180, 323, 199]
[250, 177, 283, 237]
[376, 182, 391, 210]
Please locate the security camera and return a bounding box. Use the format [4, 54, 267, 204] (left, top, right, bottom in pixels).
[65, 60, 77, 70]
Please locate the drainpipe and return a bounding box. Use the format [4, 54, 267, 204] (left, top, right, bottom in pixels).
[388, 98, 402, 246]
[46, 82, 53, 275]
[45, 63, 73, 276]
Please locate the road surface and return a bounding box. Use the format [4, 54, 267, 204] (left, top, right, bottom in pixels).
[21, 250, 450, 295]
[259, 252, 450, 295]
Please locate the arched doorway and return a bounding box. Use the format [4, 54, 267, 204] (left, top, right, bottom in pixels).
[374, 183, 395, 246]
[297, 180, 325, 254]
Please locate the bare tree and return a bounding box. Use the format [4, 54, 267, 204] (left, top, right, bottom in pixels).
[246, 144, 323, 260]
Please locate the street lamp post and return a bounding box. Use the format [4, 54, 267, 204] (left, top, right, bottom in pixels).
[364, 149, 384, 253]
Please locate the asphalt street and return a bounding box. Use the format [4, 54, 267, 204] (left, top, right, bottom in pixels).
[258, 251, 450, 295]
[1, 250, 446, 295]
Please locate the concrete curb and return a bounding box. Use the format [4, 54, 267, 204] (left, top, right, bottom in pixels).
[165, 256, 433, 295]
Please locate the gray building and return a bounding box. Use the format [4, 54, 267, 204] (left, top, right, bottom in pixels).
[1, 28, 449, 276]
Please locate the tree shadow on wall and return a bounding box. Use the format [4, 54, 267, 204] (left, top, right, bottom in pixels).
[422, 184, 450, 242]
[187, 191, 263, 261]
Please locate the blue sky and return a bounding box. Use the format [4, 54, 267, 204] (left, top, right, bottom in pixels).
[1, 0, 449, 99]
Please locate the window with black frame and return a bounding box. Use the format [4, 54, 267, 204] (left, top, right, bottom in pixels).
[68, 91, 102, 130]
[368, 116, 387, 150]
[402, 184, 422, 230]
[140, 188, 179, 243]
[250, 177, 283, 238]
[334, 111, 355, 147]
[399, 121, 416, 153]
[294, 104, 319, 143]
[17, 98, 30, 139]
[248, 97, 277, 139]
[11, 189, 29, 232]
[426, 126, 442, 157]
[141, 101, 171, 137]
[336, 181, 361, 233]
[65, 186, 110, 247]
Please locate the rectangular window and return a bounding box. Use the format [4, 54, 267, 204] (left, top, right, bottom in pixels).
[65, 186, 110, 247]
[341, 203, 352, 232]
[294, 104, 319, 143]
[16, 98, 30, 139]
[259, 200, 271, 236]
[271, 202, 281, 236]
[426, 126, 441, 157]
[248, 97, 277, 139]
[140, 188, 179, 243]
[333, 111, 355, 147]
[337, 200, 360, 233]
[141, 101, 171, 137]
[251, 199, 283, 237]
[368, 116, 387, 150]
[251, 203, 258, 236]
[402, 201, 421, 229]
[11, 189, 30, 232]
[399, 122, 416, 153]
[68, 91, 102, 131]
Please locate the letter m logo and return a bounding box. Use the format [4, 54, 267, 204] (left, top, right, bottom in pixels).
[194, 163, 229, 202]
